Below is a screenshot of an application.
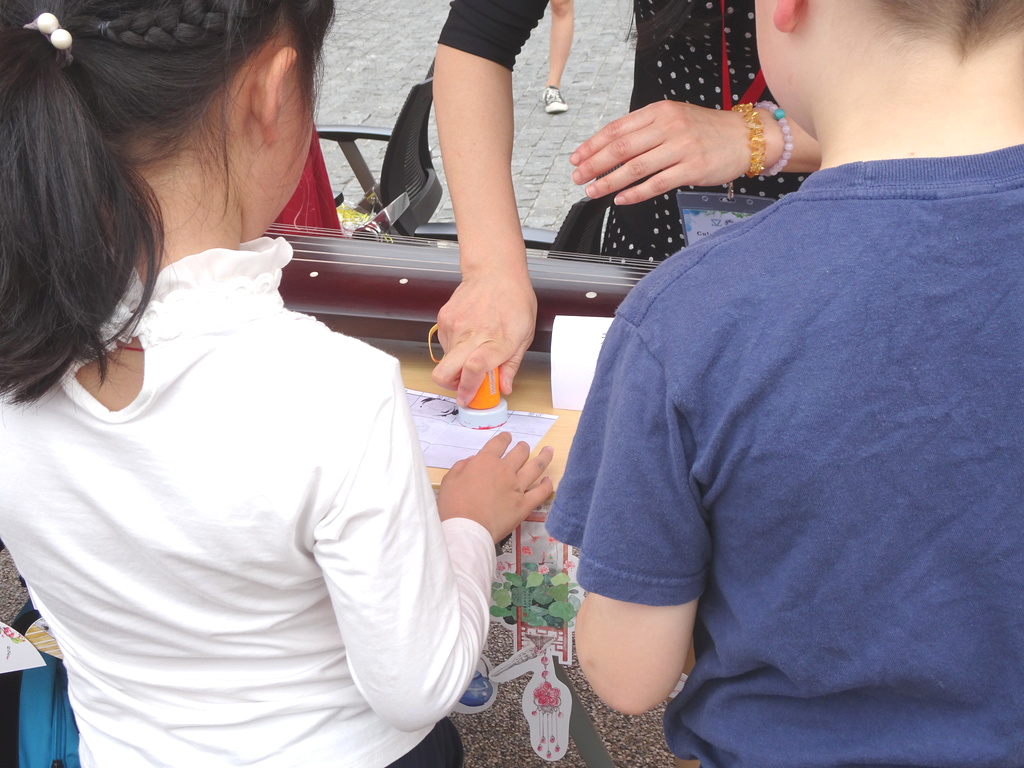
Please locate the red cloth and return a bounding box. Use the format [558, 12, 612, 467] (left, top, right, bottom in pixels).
[274, 131, 342, 232]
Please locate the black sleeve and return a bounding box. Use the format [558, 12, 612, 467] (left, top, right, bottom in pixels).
[437, 0, 550, 71]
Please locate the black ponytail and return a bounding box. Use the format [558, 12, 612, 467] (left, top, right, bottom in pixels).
[0, 23, 158, 403]
[0, 0, 333, 405]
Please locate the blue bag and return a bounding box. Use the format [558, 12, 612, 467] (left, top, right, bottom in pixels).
[1, 601, 81, 768]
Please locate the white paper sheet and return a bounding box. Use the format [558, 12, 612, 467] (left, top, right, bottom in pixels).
[407, 390, 557, 469]
[549, 315, 613, 411]
[0, 621, 45, 675]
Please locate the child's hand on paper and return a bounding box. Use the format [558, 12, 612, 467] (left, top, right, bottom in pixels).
[437, 432, 554, 543]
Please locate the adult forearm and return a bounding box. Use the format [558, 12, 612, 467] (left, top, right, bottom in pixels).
[434, 44, 528, 280]
[432, 44, 537, 400]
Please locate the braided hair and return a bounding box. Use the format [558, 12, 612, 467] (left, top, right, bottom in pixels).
[95, 1, 233, 49]
[0, 0, 334, 403]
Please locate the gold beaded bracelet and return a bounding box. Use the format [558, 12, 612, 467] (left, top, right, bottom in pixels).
[732, 102, 767, 178]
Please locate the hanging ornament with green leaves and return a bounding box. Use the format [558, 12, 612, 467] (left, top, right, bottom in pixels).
[491, 562, 581, 628]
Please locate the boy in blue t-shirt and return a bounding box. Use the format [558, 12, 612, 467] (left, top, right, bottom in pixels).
[546, 0, 1024, 765]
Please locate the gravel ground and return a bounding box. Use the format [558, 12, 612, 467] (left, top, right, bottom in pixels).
[452, 626, 677, 768]
[0, 547, 24, 623]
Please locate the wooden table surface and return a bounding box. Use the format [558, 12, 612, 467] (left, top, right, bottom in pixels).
[363, 337, 581, 489]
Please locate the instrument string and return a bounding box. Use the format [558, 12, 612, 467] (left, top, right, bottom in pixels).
[265, 224, 655, 288]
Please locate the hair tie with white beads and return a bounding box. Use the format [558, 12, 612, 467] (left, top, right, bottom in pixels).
[24, 13, 74, 61]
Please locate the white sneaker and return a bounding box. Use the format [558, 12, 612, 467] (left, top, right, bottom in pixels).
[543, 86, 568, 114]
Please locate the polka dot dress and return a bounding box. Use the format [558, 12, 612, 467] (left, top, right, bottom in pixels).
[603, 0, 807, 262]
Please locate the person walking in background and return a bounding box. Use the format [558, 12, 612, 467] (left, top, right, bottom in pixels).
[542, 0, 573, 113]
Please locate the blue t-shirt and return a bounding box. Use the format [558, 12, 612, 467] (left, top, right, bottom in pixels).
[547, 146, 1024, 767]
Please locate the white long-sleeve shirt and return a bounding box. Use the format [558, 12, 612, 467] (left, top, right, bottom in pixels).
[0, 238, 493, 767]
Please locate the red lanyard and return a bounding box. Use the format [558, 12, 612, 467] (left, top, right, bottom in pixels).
[720, 0, 766, 110]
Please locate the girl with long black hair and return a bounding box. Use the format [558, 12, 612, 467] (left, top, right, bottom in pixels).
[0, 1, 553, 764]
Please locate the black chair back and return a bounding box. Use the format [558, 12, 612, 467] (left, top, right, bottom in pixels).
[549, 195, 614, 256]
[379, 76, 443, 237]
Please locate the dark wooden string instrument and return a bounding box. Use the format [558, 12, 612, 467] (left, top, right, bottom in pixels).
[270, 224, 655, 351]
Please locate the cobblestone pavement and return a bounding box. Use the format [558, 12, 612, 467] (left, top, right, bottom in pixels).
[317, 0, 636, 231]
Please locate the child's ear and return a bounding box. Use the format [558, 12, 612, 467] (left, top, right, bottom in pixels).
[250, 44, 300, 145]
[772, 0, 806, 33]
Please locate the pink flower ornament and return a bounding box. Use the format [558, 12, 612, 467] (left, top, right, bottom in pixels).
[533, 681, 561, 708]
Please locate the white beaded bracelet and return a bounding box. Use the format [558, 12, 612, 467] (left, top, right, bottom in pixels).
[755, 100, 793, 177]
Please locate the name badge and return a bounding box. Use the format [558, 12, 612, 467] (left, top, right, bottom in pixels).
[677, 190, 775, 248]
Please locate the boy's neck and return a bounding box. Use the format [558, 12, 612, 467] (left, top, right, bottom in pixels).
[812, 39, 1024, 169]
